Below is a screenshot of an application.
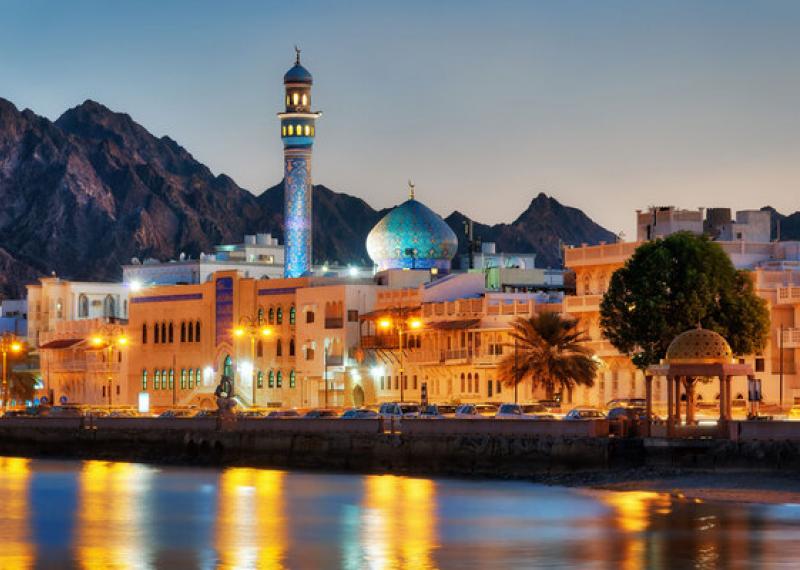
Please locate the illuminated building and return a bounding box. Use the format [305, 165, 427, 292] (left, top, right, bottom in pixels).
[280, 48, 321, 278]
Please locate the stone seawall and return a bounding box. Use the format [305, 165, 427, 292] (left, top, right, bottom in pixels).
[0, 417, 631, 477]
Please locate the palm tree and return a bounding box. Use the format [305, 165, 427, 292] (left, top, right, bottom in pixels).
[498, 312, 598, 400]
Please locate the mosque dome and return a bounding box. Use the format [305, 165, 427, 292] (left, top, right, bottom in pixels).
[665, 328, 733, 364]
[366, 189, 458, 272]
[284, 63, 313, 84]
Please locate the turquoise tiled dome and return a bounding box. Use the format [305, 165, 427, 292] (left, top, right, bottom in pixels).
[366, 198, 458, 272]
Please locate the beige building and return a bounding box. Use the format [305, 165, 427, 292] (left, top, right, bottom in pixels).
[566, 206, 800, 409]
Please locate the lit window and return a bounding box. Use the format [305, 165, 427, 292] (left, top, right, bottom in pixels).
[302, 93, 307, 106]
[288, 125, 294, 136]
[268, 370, 275, 388]
[304, 125, 310, 136]
[276, 371, 283, 388]
[282, 126, 286, 136]
[292, 92, 299, 106]
[289, 370, 296, 388]
[181, 369, 187, 390]
[141, 370, 148, 391]
[257, 371, 264, 388]
[188, 369, 194, 389]
[311, 126, 315, 136]
[286, 95, 289, 106]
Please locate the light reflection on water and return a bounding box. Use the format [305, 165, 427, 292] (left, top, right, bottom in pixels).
[1, 458, 800, 569]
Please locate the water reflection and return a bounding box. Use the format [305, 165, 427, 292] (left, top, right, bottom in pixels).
[76, 460, 154, 569]
[0, 457, 33, 568]
[362, 475, 437, 569]
[0, 459, 799, 568]
[216, 468, 287, 569]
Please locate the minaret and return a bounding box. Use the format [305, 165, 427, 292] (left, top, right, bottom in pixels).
[279, 47, 321, 277]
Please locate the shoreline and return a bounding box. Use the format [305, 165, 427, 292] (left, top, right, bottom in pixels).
[534, 467, 800, 505]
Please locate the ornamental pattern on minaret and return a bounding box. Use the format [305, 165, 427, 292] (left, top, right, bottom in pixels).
[279, 47, 321, 278]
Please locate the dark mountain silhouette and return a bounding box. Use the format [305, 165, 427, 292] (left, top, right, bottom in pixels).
[0, 97, 619, 297]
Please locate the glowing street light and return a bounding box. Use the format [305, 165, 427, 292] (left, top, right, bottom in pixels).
[89, 325, 128, 410]
[1, 333, 25, 410]
[235, 315, 275, 407]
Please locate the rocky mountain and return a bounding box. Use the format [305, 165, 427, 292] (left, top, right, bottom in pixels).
[0, 97, 618, 297]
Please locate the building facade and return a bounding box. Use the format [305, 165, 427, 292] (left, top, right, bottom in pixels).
[566, 206, 800, 409]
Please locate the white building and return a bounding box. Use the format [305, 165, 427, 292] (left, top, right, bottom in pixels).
[122, 233, 285, 287]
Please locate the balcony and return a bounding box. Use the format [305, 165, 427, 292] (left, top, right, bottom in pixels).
[779, 327, 800, 349]
[361, 334, 399, 350]
[565, 295, 603, 313]
[777, 287, 800, 305]
[324, 317, 344, 329]
[564, 241, 640, 268]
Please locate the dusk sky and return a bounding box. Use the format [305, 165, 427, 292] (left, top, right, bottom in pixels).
[2, 0, 798, 237]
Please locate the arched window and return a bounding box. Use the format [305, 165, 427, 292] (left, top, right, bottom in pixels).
[256, 340, 264, 358]
[195, 321, 201, 342]
[223, 355, 232, 378]
[288, 124, 294, 136]
[301, 93, 307, 106]
[78, 294, 89, 318]
[187, 321, 193, 343]
[154, 370, 161, 390]
[281, 125, 286, 136]
[311, 126, 315, 136]
[268, 308, 275, 323]
[258, 307, 264, 324]
[304, 125, 310, 136]
[276, 371, 283, 388]
[160, 322, 166, 343]
[289, 339, 295, 356]
[196, 368, 202, 387]
[104, 295, 115, 318]
[153, 323, 160, 344]
[292, 92, 299, 105]
[257, 371, 264, 388]
[475, 373, 480, 394]
[180, 369, 187, 389]
[268, 370, 275, 388]
[289, 370, 296, 388]
[276, 307, 283, 324]
[180, 322, 186, 342]
[141, 370, 148, 391]
[142, 324, 148, 344]
[289, 306, 296, 325]
[168, 369, 174, 390]
[285, 95, 290, 106]
[276, 339, 283, 357]
[188, 369, 194, 389]
[460, 373, 465, 393]
[168, 322, 174, 343]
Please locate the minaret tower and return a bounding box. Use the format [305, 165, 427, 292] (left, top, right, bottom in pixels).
[279, 47, 321, 277]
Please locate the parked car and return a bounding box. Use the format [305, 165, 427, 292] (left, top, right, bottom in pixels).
[47, 405, 85, 418]
[455, 403, 498, 418]
[605, 398, 647, 410]
[340, 408, 380, 419]
[304, 409, 340, 419]
[419, 404, 457, 419]
[564, 407, 606, 420]
[495, 403, 554, 420]
[378, 402, 420, 419]
[266, 409, 300, 418]
[158, 409, 196, 418]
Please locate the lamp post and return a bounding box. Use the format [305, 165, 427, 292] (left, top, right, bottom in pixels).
[234, 316, 273, 408]
[1, 333, 24, 411]
[378, 312, 422, 403]
[90, 325, 128, 411]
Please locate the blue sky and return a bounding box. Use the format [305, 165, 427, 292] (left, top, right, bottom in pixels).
[2, 0, 798, 236]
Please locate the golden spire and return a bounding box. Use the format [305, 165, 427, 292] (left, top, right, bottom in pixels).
[294, 45, 301, 65]
[408, 179, 415, 200]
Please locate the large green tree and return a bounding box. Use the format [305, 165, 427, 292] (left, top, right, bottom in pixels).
[599, 232, 770, 369]
[499, 312, 599, 397]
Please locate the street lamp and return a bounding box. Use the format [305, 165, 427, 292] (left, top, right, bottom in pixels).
[1, 333, 24, 411]
[90, 325, 128, 411]
[378, 314, 423, 402]
[234, 316, 273, 408]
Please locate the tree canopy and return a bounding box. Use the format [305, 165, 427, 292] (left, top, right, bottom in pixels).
[599, 232, 770, 369]
[499, 312, 598, 397]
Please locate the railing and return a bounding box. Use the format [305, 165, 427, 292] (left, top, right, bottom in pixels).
[564, 295, 603, 311]
[564, 241, 639, 267]
[361, 334, 399, 349]
[324, 317, 344, 329]
[780, 328, 800, 348]
[777, 287, 800, 304]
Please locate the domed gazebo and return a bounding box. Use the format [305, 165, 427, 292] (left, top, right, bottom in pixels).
[646, 327, 755, 438]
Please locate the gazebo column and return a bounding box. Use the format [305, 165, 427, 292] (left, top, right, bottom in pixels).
[666, 375, 674, 437]
[674, 376, 682, 426]
[644, 374, 653, 437]
[685, 376, 696, 425]
[725, 375, 733, 420]
[719, 373, 727, 422]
